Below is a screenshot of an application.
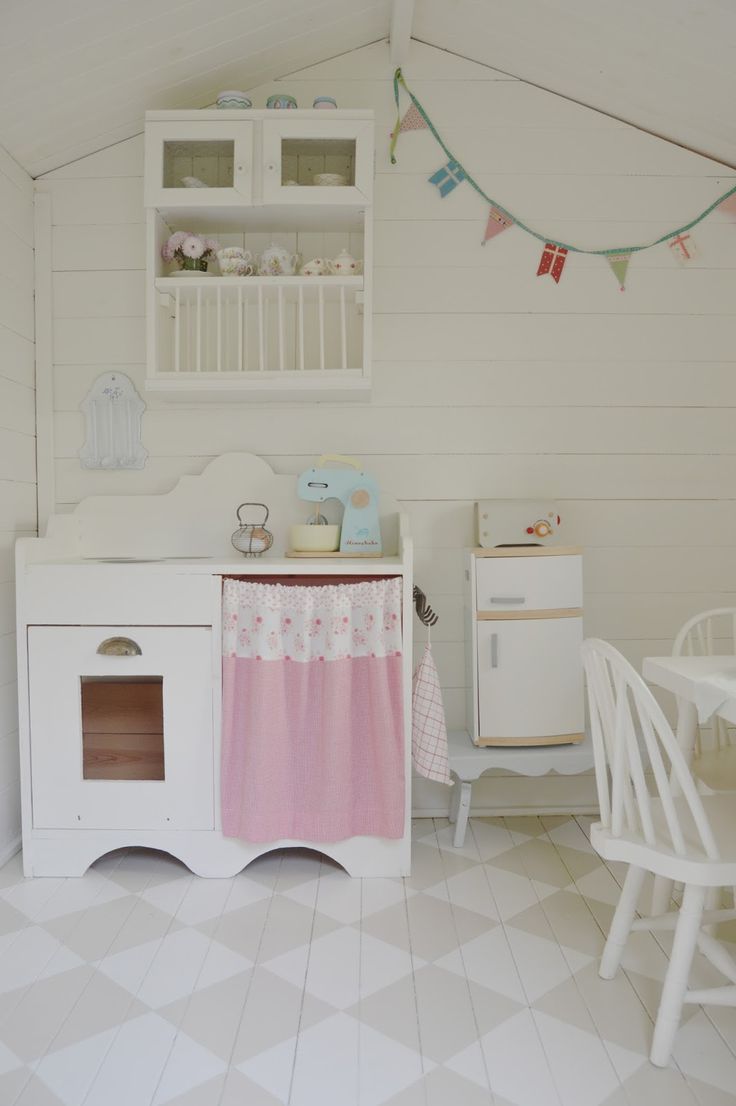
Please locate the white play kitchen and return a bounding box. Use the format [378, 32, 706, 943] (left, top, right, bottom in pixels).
[15, 454, 414, 879]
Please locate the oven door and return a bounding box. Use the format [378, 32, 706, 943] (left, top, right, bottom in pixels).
[28, 625, 214, 830]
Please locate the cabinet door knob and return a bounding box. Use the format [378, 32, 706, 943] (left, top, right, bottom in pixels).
[490, 633, 499, 668]
[490, 596, 525, 605]
[96, 636, 141, 656]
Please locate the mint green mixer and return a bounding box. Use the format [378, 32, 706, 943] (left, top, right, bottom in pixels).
[297, 454, 382, 555]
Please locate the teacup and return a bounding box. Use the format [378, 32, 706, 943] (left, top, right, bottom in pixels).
[300, 257, 328, 276]
[217, 247, 254, 276]
[313, 172, 347, 187]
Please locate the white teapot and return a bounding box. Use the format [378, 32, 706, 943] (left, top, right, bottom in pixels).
[327, 248, 362, 275]
[258, 242, 301, 276]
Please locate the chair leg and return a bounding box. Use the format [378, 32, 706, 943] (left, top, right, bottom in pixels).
[650, 883, 706, 1068]
[651, 876, 674, 916]
[600, 864, 646, 980]
[703, 886, 722, 936]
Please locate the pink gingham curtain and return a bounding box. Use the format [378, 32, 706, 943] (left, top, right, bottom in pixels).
[221, 578, 406, 843]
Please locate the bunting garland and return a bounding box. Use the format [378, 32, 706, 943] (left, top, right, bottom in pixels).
[607, 253, 631, 291]
[395, 103, 427, 134]
[537, 243, 568, 283]
[668, 233, 698, 264]
[428, 159, 466, 197]
[718, 194, 736, 217]
[482, 205, 514, 244]
[390, 67, 736, 289]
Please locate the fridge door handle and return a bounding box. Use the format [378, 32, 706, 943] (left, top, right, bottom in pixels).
[490, 633, 499, 668]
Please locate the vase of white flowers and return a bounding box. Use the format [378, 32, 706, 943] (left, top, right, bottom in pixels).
[161, 232, 220, 273]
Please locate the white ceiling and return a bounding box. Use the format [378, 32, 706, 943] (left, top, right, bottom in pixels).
[414, 0, 736, 169]
[0, 0, 734, 177]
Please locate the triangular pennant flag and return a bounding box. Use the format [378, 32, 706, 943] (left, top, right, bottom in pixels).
[482, 205, 514, 244]
[397, 103, 427, 134]
[428, 159, 466, 198]
[607, 252, 631, 291]
[537, 242, 568, 284]
[668, 232, 698, 264]
[717, 194, 736, 217]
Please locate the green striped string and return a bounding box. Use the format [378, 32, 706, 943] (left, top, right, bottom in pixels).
[392, 68, 736, 257]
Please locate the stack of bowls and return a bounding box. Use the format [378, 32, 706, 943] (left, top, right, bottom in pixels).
[266, 94, 298, 109]
[216, 91, 252, 109]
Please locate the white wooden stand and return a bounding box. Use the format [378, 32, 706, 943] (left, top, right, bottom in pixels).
[16, 454, 413, 878]
[447, 730, 594, 846]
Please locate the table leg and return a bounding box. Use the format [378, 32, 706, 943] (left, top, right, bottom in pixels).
[675, 700, 698, 767]
[453, 782, 472, 848]
[651, 700, 699, 914]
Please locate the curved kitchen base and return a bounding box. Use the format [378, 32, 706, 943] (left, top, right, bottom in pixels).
[23, 830, 412, 880]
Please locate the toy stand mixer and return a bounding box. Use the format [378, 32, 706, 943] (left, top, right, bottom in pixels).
[297, 455, 382, 555]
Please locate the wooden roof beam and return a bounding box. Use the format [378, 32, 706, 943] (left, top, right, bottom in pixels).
[390, 0, 415, 68]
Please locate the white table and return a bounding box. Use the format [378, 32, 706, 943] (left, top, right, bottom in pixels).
[642, 655, 736, 762]
[643, 655, 736, 914]
[447, 729, 594, 846]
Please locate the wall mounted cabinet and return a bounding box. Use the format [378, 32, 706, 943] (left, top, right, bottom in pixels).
[144, 110, 374, 401]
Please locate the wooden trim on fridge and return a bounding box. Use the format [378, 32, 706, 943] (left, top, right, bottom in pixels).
[475, 733, 586, 747]
[471, 546, 582, 557]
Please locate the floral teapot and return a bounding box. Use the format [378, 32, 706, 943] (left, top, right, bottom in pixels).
[327, 248, 362, 275]
[257, 242, 301, 276]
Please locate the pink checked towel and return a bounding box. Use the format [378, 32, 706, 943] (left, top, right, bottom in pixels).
[412, 641, 452, 785]
[221, 577, 405, 842]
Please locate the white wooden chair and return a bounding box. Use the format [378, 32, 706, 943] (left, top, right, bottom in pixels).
[673, 607, 736, 791]
[582, 637, 736, 1067]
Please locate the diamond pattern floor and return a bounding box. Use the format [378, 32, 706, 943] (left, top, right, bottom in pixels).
[1, 817, 735, 1105]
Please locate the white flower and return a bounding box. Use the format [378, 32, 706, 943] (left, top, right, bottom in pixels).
[180, 235, 205, 259]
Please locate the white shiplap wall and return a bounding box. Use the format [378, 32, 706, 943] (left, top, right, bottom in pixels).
[40, 40, 736, 814]
[0, 146, 35, 860]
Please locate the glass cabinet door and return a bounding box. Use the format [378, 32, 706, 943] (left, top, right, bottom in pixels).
[262, 118, 373, 204]
[144, 120, 253, 207]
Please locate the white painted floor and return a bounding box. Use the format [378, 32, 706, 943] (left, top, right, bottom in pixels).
[1, 816, 735, 1105]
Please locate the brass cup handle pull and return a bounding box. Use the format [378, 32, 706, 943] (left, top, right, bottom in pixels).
[96, 636, 142, 656]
